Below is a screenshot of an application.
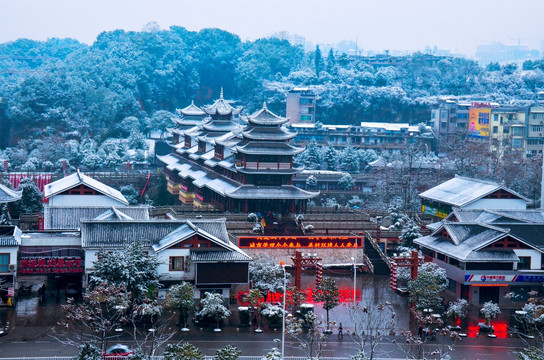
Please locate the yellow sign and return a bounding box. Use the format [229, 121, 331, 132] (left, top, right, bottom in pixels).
[468, 108, 491, 138]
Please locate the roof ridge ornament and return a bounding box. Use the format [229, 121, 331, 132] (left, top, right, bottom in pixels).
[220, 87, 224, 99]
[263, 101, 267, 109]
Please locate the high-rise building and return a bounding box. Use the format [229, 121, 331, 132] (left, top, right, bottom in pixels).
[286, 87, 316, 125]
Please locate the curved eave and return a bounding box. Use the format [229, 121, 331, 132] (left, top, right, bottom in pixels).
[235, 147, 305, 156]
[235, 166, 303, 175]
[246, 116, 288, 126]
[225, 185, 319, 200]
[242, 129, 297, 141]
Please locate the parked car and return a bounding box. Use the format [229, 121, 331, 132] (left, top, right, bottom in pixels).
[103, 344, 133, 357]
[65, 283, 80, 300]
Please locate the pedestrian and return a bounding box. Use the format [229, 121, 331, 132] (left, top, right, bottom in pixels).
[338, 322, 343, 337]
[418, 324, 423, 338]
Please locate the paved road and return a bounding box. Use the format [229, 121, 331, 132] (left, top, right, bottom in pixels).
[0, 326, 526, 359]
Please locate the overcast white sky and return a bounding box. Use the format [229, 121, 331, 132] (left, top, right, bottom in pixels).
[2, 0, 544, 56]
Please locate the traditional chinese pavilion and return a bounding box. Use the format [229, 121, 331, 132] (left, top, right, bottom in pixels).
[158, 91, 319, 213]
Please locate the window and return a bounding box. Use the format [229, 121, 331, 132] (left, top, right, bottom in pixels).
[169, 256, 185, 271]
[503, 126, 509, 134]
[518, 256, 531, 270]
[494, 114, 499, 122]
[512, 127, 523, 136]
[0, 254, 8, 272]
[448, 279, 457, 292]
[531, 125, 544, 133]
[300, 115, 313, 121]
[492, 126, 498, 134]
[512, 138, 522, 149]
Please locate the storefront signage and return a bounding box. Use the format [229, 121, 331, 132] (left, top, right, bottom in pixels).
[421, 205, 448, 218]
[239, 236, 362, 249]
[18, 257, 83, 274]
[465, 274, 544, 283]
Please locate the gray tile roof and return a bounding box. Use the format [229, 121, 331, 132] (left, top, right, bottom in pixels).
[451, 209, 544, 224]
[236, 141, 304, 155]
[202, 90, 242, 116]
[81, 220, 185, 248]
[0, 225, 21, 246]
[242, 103, 288, 126]
[178, 100, 206, 116]
[44, 206, 149, 230]
[190, 250, 251, 262]
[0, 184, 22, 203]
[44, 170, 128, 205]
[419, 175, 530, 207]
[242, 126, 296, 141]
[226, 185, 319, 200]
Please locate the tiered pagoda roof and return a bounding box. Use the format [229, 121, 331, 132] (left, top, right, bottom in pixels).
[0, 184, 22, 204]
[202, 88, 242, 117]
[174, 100, 207, 129]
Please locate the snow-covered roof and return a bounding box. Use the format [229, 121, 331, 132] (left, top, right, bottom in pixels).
[419, 175, 531, 207]
[449, 209, 544, 224]
[243, 102, 288, 126]
[178, 100, 206, 116]
[226, 185, 318, 200]
[202, 89, 242, 116]
[360, 122, 422, 133]
[93, 207, 135, 221]
[44, 206, 149, 230]
[0, 225, 21, 246]
[236, 142, 304, 155]
[190, 250, 252, 263]
[44, 170, 129, 205]
[0, 184, 22, 203]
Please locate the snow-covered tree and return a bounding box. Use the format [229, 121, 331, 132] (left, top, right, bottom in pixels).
[261, 339, 282, 360]
[215, 345, 242, 360]
[312, 277, 340, 331]
[120, 184, 140, 205]
[340, 145, 360, 173]
[90, 242, 160, 302]
[480, 301, 501, 327]
[446, 299, 468, 325]
[10, 177, 43, 218]
[54, 283, 132, 353]
[349, 302, 397, 360]
[408, 262, 448, 310]
[304, 140, 321, 170]
[196, 292, 231, 331]
[249, 255, 290, 298]
[73, 342, 101, 360]
[166, 282, 195, 329]
[338, 173, 355, 191]
[348, 195, 363, 208]
[164, 342, 203, 360]
[387, 200, 408, 230]
[305, 175, 318, 190]
[323, 145, 337, 171]
[81, 153, 103, 171]
[286, 311, 328, 359]
[399, 219, 422, 248]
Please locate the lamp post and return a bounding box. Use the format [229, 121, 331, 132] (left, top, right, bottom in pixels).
[280, 261, 287, 360]
[351, 256, 356, 304]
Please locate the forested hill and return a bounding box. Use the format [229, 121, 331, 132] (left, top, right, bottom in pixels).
[1, 26, 544, 151]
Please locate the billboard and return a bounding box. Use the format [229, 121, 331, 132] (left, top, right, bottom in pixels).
[468, 107, 491, 138]
[238, 236, 362, 249]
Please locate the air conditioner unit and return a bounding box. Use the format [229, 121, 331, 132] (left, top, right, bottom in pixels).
[184, 257, 191, 272]
[9, 264, 15, 272]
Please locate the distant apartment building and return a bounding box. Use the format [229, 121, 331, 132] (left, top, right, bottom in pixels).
[489, 107, 527, 158]
[291, 122, 434, 150]
[431, 98, 544, 159]
[286, 88, 316, 125]
[526, 106, 544, 157]
[430, 99, 471, 135]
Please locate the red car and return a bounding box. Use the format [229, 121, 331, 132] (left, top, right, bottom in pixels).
[103, 344, 133, 357]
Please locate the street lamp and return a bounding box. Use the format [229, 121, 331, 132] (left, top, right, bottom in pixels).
[280, 260, 287, 360]
[351, 256, 356, 304]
